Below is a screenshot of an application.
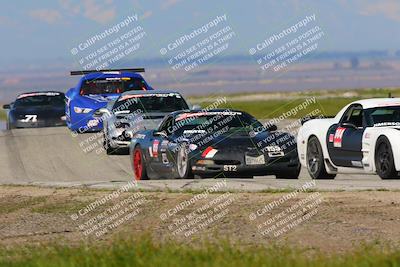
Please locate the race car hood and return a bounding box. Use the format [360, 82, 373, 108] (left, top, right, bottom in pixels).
[185, 130, 296, 153]
[114, 112, 168, 134]
[81, 94, 120, 104]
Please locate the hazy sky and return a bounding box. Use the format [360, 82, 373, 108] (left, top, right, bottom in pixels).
[0, 0, 400, 64]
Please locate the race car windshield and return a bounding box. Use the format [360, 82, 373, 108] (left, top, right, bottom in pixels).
[173, 112, 263, 135]
[14, 94, 65, 108]
[112, 95, 188, 113]
[80, 78, 147, 95]
[366, 106, 400, 127]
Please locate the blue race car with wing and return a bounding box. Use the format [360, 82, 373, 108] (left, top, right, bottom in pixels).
[66, 68, 153, 133]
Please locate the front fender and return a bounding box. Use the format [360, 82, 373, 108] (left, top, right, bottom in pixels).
[297, 118, 337, 169]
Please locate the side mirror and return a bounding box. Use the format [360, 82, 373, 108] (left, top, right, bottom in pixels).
[267, 124, 278, 131]
[341, 122, 357, 129]
[2, 104, 10, 109]
[93, 108, 110, 118]
[153, 131, 168, 138]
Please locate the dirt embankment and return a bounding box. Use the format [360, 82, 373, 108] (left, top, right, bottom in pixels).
[0, 185, 399, 253]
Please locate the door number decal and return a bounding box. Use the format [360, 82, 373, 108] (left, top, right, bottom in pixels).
[152, 140, 160, 158]
[333, 127, 346, 148]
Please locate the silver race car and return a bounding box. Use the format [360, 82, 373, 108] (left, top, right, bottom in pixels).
[95, 90, 193, 154]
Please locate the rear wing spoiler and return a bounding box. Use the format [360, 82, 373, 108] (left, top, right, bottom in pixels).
[300, 115, 335, 125]
[70, 68, 145, 76]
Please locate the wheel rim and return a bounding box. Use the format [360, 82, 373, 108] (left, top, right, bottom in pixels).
[133, 149, 143, 180]
[177, 145, 188, 178]
[307, 140, 320, 175]
[378, 143, 391, 175]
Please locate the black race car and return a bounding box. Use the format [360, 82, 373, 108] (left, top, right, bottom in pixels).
[3, 91, 66, 129]
[129, 109, 300, 180]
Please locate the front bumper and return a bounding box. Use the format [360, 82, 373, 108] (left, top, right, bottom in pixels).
[190, 150, 299, 176]
[13, 119, 66, 128]
[107, 128, 133, 148]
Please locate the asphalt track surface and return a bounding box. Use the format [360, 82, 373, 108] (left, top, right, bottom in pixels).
[1, 127, 400, 191]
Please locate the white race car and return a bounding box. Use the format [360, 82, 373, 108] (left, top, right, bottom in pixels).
[298, 98, 400, 179]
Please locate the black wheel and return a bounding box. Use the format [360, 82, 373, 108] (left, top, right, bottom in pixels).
[306, 136, 336, 179]
[176, 143, 193, 179]
[132, 146, 148, 180]
[275, 164, 301, 179]
[375, 137, 398, 179]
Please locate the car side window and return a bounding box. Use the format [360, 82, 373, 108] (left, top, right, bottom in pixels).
[341, 105, 364, 128]
[158, 116, 174, 135]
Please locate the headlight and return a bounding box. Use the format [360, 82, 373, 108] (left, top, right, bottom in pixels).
[74, 107, 93, 113]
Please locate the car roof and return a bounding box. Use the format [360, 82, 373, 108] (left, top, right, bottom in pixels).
[16, 91, 64, 98]
[121, 90, 182, 96]
[351, 98, 400, 109]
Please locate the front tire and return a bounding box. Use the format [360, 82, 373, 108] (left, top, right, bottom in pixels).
[375, 137, 398, 179]
[132, 146, 148, 180]
[176, 143, 193, 179]
[306, 136, 336, 179]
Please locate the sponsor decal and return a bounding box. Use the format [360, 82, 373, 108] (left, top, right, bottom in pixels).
[201, 146, 218, 158]
[183, 129, 207, 134]
[135, 133, 146, 139]
[329, 134, 334, 143]
[152, 140, 160, 157]
[333, 127, 346, 148]
[118, 93, 180, 102]
[175, 111, 242, 122]
[265, 146, 282, 152]
[148, 147, 153, 157]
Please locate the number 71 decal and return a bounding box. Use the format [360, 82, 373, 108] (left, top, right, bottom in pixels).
[21, 115, 37, 122]
[333, 127, 346, 148]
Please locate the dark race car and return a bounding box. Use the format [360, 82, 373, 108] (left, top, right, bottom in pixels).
[3, 91, 66, 129]
[129, 109, 300, 180]
[97, 90, 191, 155]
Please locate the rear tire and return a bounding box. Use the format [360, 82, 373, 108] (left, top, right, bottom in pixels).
[176, 143, 193, 179]
[132, 146, 148, 180]
[375, 137, 398, 179]
[275, 164, 301, 179]
[306, 136, 336, 179]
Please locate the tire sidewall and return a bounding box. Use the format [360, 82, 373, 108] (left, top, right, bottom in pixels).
[132, 146, 148, 180]
[375, 137, 396, 179]
[176, 143, 191, 179]
[307, 137, 324, 179]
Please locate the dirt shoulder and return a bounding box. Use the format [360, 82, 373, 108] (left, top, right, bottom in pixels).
[0, 185, 399, 253]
